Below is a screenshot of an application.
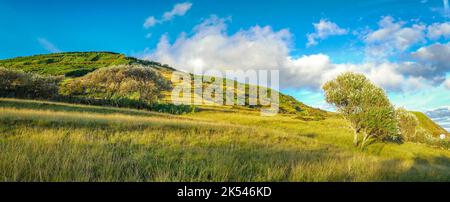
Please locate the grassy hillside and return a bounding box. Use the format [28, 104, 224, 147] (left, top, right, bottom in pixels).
[413, 111, 449, 136]
[0, 52, 324, 117]
[0, 98, 449, 181]
[0, 52, 172, 77]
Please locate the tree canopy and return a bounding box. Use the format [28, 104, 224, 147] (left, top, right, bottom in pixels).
[322, 72, 399, 148]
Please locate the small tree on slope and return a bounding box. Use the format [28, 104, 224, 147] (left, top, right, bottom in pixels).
[322, 72, 399, 148]
[396, 108, 419, 142]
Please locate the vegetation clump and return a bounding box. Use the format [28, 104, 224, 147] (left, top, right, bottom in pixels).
[396, 108, 419, 142]
[0, 67, 61, 99]
[396, 109, 449, 149]
[60, 65, 172, 103]
[323, 72, 399, 148]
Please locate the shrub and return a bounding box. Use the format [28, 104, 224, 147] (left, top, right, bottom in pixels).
[54, 96, 196, 115]
[396, 108, 419, 142]
[1, 66, 195, 115]
[0, 67, 61, 99]
[150, 103, 197, 114]
[322, 72, 399, 148]
[60, 65, 172, 103]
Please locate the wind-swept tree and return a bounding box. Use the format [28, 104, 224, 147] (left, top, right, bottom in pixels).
[322, 72, 399, 148]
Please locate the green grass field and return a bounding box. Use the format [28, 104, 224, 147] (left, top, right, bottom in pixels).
[1, 98, 449, 182]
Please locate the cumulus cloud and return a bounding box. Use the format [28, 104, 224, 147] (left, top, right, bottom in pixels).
[143, 2, 192, 28]
[306, 19, 348, 47]
[410, 43, 450, 83]
[427, 22, 450, 40]
[146, 15, 291, 76]
[364, 16, 426, 60]
[37, 38, 61, 53]
[140, 16, 431, 91]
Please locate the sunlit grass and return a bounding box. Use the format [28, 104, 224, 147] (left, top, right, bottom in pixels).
[0, 98, 449, 181]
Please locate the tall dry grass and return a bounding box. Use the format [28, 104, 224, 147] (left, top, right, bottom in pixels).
[1, 98, 450, 181]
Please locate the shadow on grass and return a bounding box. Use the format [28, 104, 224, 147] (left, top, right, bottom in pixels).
[377, 156, 450, 181]
[298, 133, 317, 139]
[0, 118, 245, 136]
[0, 135, 342, 181]
[0, 98, 170, 118]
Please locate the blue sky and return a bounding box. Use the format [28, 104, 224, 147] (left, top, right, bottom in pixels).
[1, 0, 448, 60]
[1, 0, 450, 130]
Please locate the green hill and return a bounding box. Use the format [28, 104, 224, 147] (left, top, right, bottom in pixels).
[413, 111, 449, 136]
[0, 52, 173, 77]
[0, 52, 325, 117]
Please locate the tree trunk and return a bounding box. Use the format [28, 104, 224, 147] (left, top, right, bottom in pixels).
[360, 133, 370, 149]
[353, 130, 358, 146]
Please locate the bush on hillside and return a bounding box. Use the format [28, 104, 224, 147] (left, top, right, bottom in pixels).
[323, 72, 399, 148]
[396, 108, 419, 142]
[395, 109, 449, 149]
[0, 67, 61, 99]
[60, 65, 172, 103]
[1, 65, 195, 115]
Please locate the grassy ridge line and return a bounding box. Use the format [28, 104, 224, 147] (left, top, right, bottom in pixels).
[412, 112, 449, 136]
[1, 98, 450, 181]
[0, 52, 173, 76]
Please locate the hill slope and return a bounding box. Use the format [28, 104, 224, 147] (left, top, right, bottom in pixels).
[0, 52, 325, 117]
[0, 52, 173, 77]
[413, 112, 449, 136]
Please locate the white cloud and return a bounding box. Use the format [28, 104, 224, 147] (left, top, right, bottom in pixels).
[143, 16, 158, 28]
[143, 2, 192, 29]
[140, 16, 431, 91]
[364, 16, 426, 60]
[162, 2, 192, 21]
[306, 19, 348, 47]
[37, 38, 61, 53]
[146, 15, 290, 72]
[410, 43, 450, 83]
[427, 22, 450, 40]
